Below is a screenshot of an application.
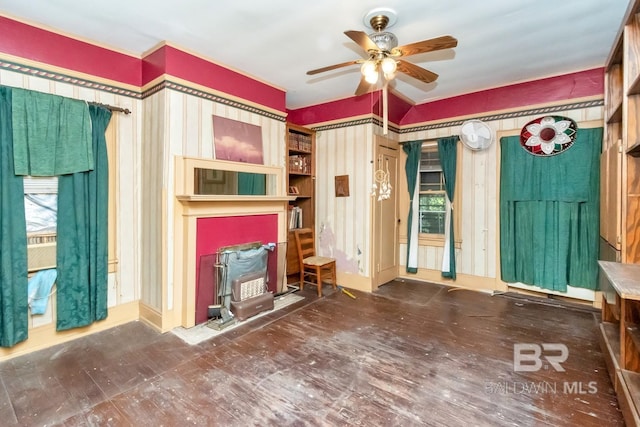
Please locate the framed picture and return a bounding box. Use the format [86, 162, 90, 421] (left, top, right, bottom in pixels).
[212, 115, 264, 164]
[335, 175, 349, 197]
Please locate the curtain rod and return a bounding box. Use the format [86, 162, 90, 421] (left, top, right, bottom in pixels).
[88, 102, 131, 115]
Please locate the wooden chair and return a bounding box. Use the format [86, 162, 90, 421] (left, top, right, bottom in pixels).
[294, 228, 337, 297]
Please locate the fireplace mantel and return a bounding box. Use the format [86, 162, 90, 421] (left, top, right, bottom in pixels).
[176, 195, 296, 203]
[168, 156, 292, 330]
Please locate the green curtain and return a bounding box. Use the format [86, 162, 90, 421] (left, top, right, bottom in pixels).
[438, 136, 458, 280]
[11, 88, 93, 176]
[499, 127, 602, 291]
[0, 87, 28, 347]
[56, 105, 111, 331]
[403, 140, 422, 274]
[238, 172, 266, 195]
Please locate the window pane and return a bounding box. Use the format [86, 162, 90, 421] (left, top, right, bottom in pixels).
[420, 171, 442, 192]
[420, 150, 442, 172]
[419, 193, 446, 234]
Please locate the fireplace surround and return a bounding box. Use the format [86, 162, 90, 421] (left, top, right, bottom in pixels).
[167, 156, 293, 330]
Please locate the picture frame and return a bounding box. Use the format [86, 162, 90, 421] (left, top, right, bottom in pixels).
[212, 115, 264, 164]
[335, 175, 349, 197]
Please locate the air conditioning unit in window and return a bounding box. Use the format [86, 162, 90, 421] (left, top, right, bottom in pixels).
[27, 233, 57, 272]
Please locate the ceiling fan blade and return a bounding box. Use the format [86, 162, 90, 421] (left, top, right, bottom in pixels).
[307, 60, 361, 75]
[354, 76, 374, 96]
[394, 35, 458, 57]
[344, 30, 378, 52]
[396, 60, 439, 84]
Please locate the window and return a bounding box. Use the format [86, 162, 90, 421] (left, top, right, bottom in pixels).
[23, 115, 118, 273]
[419, 147, 446, 235]
[24, 176, 58, 272]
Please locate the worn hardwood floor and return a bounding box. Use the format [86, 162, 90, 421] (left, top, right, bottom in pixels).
[0, 280, 623, 426]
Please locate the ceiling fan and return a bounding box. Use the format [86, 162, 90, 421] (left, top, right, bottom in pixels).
[307, 8, 458, 96]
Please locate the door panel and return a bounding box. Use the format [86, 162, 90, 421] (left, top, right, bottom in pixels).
[374, 138, 399, 287]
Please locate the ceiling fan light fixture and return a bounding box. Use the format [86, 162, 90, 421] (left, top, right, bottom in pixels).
[381, 57, 397, 74]
[361, 60, 376, 75]
[364, 68, 379, 84]
[361, 60, 379, 83]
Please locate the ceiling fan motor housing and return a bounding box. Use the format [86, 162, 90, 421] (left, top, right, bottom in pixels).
[369, 31, 398, 51]
[368, 14, 398, 51]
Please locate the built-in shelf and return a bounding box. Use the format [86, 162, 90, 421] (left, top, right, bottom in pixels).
[286, 123, 315, 282]
[620, 370, 640, 426]
[628, 142, 640, 157]
[599, 261, 640, 426]
[629, 325, 640, 353]
[629, 75, 640, 96]
[607, 102, 623, 123]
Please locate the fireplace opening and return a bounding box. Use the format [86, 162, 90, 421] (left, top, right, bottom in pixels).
[198, 241, 289, 329]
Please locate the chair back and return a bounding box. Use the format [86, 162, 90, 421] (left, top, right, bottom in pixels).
[294, 228, 316, 262]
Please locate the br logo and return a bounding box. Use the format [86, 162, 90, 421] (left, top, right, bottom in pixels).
[513, 343, 568, 372]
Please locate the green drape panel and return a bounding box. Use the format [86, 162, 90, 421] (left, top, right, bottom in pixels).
[56, 105, 111, 331]
[403, 140, 422, 274]
[238, 172, 266, 195]
[499, 127, 602, 291]
[11, 88, 93, 176]
[438, 136, 458, 280]
[0, 87, 28, 347]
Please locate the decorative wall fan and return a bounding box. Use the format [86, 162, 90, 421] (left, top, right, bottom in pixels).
[459, 119, 494, 151]
[307, 8, 458, 96]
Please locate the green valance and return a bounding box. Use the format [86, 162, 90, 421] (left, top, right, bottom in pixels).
[11, 87, 93, 176]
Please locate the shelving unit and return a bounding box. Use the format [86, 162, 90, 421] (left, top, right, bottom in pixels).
[285, 123, 315, 281]
[602, 0, 640, 264]
[600, 3, 640, 425]
[599, 261, 640, 426]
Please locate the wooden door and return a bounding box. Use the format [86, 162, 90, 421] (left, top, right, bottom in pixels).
[373, 137, 399, 288]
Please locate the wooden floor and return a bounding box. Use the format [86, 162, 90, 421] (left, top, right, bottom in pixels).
[0, 280, 623, 426]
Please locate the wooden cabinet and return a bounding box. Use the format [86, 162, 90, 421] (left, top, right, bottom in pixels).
[601, 140, 622, 252]
[603, 0, 640, 264]
[599, 261, 640, 426]
[285, 123, 315, 281]
[601, 6, 640, 424]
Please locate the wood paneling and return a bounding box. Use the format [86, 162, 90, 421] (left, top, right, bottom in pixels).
[315, 123, 374, 279]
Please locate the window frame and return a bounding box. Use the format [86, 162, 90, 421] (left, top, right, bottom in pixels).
[24, 114, 118, 274]
[415, 141, 462, 248]
[418, 146, 447, 237]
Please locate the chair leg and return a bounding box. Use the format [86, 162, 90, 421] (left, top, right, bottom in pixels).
[315, 265, 322, 297]
[299, 268, 305, 292]
[331, 262, 337, 291]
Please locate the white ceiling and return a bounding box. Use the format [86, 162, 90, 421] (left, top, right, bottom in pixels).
[0, 0, 631, 110]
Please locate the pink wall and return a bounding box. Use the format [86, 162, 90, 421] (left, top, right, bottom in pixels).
[0, 16, 603, 126]
[194, 215, 278, 325]
[402, 68, 604, 125]
[0, 16, 286, 112]
[287, 90, 412, 126]
[0, 16, 141, 86]
[142, 45, 286, 112]
[288, 68, 604, 127]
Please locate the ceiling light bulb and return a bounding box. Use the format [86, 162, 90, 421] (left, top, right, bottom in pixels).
[381, 57, 397, 75]
[365, 69, 379, 84]
[361, 60, 377, 77]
